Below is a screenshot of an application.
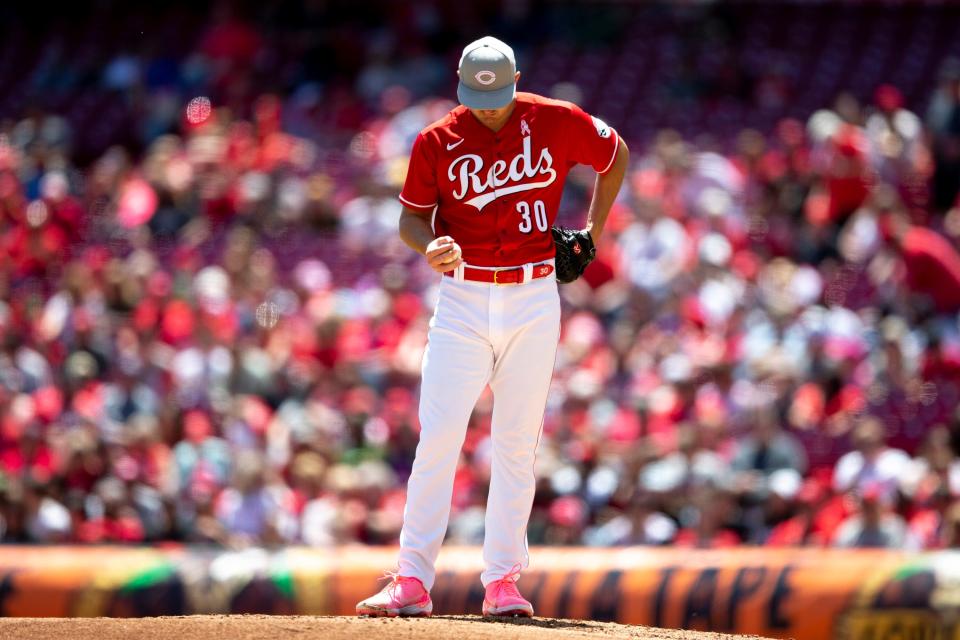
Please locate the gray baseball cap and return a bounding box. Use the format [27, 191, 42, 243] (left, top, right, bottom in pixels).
[457, 36, 517, 110]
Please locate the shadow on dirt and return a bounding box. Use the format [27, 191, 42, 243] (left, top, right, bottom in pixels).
[439, 615, 597, 631]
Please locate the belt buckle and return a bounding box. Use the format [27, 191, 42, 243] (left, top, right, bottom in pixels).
[493, 267, 520, 285]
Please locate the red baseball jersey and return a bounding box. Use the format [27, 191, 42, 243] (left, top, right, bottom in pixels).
[399, 92, 620, 267]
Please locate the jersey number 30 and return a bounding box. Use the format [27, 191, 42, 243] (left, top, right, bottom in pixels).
[517, 200, 548, 234]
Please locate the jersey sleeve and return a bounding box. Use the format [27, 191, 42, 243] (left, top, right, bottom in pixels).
[398, 132, 439, 213]
[566, 105, 620, 174]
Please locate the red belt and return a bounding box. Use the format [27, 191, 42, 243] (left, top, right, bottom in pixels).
[443, 262, 555, 285]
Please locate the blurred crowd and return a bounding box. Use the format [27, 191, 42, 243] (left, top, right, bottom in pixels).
[3, 1, 960, 551]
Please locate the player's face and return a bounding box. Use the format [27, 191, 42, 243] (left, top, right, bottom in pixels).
[470, 104, 514, 129]
[466, 72, 521, 132]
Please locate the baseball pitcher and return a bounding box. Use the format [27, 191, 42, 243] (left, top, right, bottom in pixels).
[357, 36, 629, 618]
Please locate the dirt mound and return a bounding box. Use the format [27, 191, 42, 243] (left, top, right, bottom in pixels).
[0, 615, 772, 640]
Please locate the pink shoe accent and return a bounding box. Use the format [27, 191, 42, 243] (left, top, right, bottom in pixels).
[482, 564, 534, 617]
[356, 572, 433, 617]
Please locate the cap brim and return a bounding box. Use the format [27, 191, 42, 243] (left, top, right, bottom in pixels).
[457, 81, 515, 110]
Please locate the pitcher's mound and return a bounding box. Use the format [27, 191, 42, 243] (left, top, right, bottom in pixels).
[0, 615, 772, 640]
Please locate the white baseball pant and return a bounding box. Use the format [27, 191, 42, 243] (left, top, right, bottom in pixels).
[398, 266, 560, 589]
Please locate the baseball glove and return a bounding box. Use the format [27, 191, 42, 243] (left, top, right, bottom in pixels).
[551, 227, 596, 284]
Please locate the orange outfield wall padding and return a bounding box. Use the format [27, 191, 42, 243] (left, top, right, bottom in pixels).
[0, 546, 951, 640]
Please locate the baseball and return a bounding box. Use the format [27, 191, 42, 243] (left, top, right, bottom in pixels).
[442, 243, 462, 264]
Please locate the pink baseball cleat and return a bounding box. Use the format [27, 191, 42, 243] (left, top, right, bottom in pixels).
[482, 564, 534, 617]
[356, 573, 433, 617]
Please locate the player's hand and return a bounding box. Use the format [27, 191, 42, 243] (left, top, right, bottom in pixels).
[425, 236, 463, 273]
